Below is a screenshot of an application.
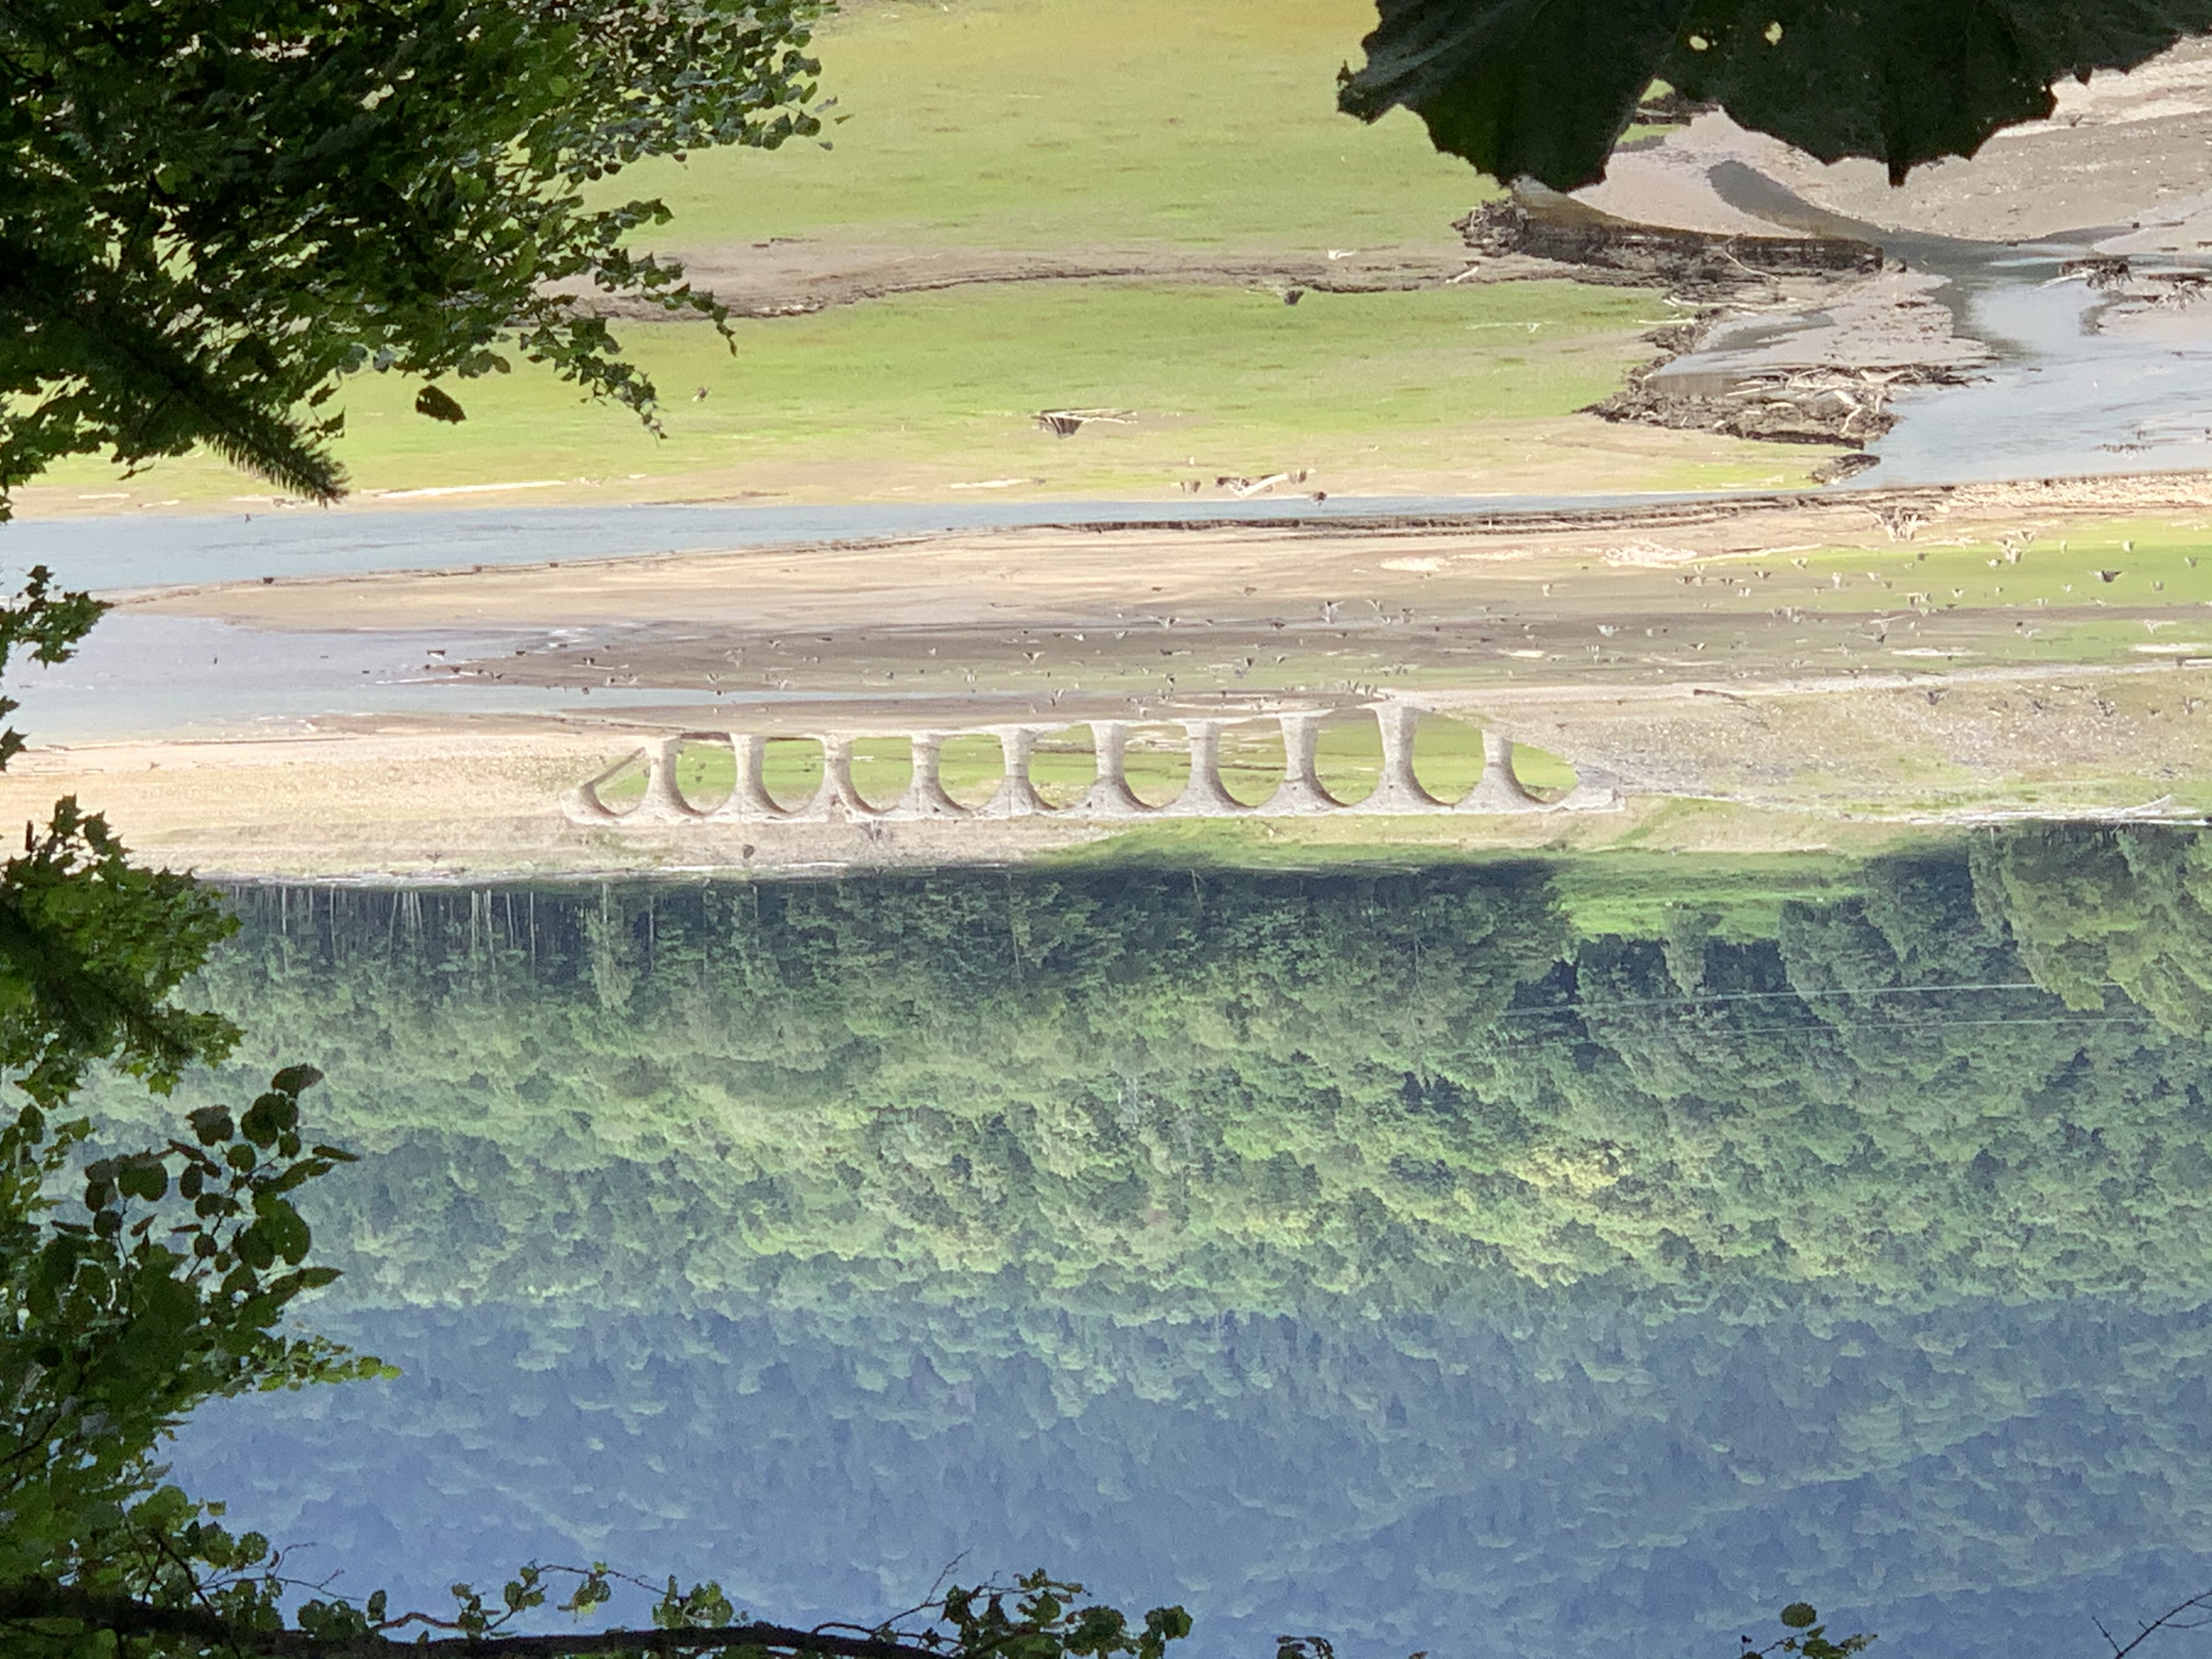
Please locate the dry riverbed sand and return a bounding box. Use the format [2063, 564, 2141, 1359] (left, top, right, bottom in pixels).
[8, 472, 2211, 880]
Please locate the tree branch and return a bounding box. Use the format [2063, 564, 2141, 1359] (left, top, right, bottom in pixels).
[0, 1584, 951, 1659]
[0, 1583, 233, 1644]
[280, 1628, 947, 1659]
[2105, 1592, 2212, 1659]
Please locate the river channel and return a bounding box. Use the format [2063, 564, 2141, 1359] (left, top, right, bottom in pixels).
[72, 828, 2212, 1659]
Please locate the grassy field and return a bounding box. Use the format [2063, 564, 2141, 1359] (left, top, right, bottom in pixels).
[29, 283, 1814, 509]
[614, 0, 1489, 254]
[1034, 802, 1927, 873]
[1615, 517, 2212, 669]
[17, 0, 1832, 514]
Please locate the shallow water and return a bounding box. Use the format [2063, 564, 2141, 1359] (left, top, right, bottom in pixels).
[0, 492, 1725, 595]
[0, 614, 708, 740]
[1692, 161, 2212, 488]
[80, 833, 2212, 1657]
[1864, 251, 2212, 486]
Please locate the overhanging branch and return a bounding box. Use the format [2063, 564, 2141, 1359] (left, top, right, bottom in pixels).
[0, 1584, 950, 1659]
[276, 1628, 948, 1659]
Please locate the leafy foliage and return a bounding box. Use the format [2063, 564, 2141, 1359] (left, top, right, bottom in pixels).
[0, 566, 103, 774]
[1972, 825, 2212, 1036]
[268, 1562, 1189, 1659]
[0, 0, 826, 512]
[1338, 0, 2212, 188]
[0, 798, 241, 1107]
[1751, 1604, 1875, 1659]
[0, 1065, 381, 1627]
[938, 1571, 1190, 1659]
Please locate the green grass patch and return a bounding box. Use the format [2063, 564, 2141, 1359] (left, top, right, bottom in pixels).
[335, 281, 1666, 491]
[44, 280, 1796, 506]
[1714, 521, 2212, 616]
[618, 0, 1491, 254]
[1548, 851, 1871, 941]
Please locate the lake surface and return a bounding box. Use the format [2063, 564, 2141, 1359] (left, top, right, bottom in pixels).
[88, 829, 2212, 1659]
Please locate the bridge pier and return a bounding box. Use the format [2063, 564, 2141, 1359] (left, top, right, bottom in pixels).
[1170, 720, 1249, 815]
[1458, 729, 1544, 814]
[1267, 710, 1339, 814]
[624, 737, 699, 825]
[901, 732, 968, 816]
[822, 735, 889, 819]
[1365, 702, 1445, 813]
[981, 726, 1049, 817]
[699, 733, 799, 821]
[1078, 721, 1148, 817]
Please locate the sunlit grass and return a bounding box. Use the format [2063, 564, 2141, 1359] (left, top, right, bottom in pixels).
[614, 0, 1492, 255]
[35, 280, 1810, 507]
[19, 0, 1829, 514]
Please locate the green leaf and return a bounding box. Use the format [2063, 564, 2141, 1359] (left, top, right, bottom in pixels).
[234, 1224, 276, 1273]
[253, 1193, 313, 1265]
[1781, 1604, 1820, 1629]
[1339, 0, 2212, 188]
[115, 1156, 167, 1203]
[1339, 0, 1689, 190]
[239, 1089, 299, 1148]
[414, 385, 470, 424]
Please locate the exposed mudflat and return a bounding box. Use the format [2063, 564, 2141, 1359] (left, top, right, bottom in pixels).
[598, 239, 1475, 318]
[4, 470, 2199, 879]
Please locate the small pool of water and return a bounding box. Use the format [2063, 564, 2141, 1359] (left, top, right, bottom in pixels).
[1862, 248, 2212, 485]
[0, 615, 697, 741]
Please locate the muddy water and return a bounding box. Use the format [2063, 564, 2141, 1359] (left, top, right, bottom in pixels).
[1695, 161, 2212, 486]
[1861, 245, 2212, 486]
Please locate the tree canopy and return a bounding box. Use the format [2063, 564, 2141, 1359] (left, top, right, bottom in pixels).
[140, 845, 2212, 1327]
[1338, 0, 2212, 189]
[103, 840, 2209, 1658]
[0, 0, 826, 514]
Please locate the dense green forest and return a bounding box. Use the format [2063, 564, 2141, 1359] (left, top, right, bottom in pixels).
[83, 829, 2212, 1321]
[83, 828, 2212, 1658]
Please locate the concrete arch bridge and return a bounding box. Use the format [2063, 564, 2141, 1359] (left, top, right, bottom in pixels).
[566, 702, 1622, 827]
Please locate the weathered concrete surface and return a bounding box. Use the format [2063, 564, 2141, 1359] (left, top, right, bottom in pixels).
[571, 703, 1623, 828]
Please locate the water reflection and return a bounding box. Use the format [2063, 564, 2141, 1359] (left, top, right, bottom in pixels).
[100, 828, 2212, 1657]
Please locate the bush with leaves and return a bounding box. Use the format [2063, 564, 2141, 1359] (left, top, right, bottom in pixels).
[0, 1064, 374, 1593]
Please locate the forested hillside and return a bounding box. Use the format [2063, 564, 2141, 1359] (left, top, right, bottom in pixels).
[84, 834, 2212, 1320]
[108, 829, 2212, 1659]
